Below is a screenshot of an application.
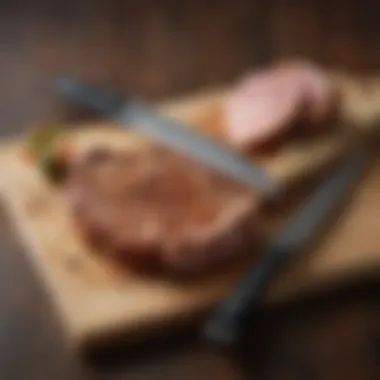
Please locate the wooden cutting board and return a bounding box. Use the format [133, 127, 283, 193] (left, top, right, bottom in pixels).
[0, 72, 380, 350]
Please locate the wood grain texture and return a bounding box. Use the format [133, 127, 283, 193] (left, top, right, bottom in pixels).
[0, 71, 378, 348]
[0, 0, 379, 379]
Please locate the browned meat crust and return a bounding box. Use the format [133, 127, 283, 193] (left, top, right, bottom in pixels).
[65, 145, 261, 274]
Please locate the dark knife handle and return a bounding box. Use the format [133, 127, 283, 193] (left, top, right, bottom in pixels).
[203, 244, 290, 348]
[54, 76, 126, 116]
[203, 151, 368, 349]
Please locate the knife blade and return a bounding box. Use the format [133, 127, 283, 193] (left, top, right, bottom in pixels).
[54, 76, 280, 198]
[203, 150, 368, 348]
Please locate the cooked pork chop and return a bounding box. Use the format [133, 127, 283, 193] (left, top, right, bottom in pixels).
[65, 144, 261, 274]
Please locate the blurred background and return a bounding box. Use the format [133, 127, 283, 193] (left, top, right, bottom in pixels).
[1, 0, 379, 131]
[0, 1, 380, 380]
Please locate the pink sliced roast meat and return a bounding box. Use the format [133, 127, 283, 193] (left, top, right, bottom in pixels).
[277, 60, 337, 124]
[224, 60, 337, 149]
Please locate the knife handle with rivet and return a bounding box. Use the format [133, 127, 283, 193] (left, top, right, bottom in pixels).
[55, 76, 126, 115]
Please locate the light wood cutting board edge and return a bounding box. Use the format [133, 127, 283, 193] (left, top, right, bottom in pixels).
[0, 71, 379, 350]
[0, 141, 254, 350]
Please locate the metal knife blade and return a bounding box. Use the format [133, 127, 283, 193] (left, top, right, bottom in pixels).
[54, 76, 280, 198]
[203, 150, 368, 348]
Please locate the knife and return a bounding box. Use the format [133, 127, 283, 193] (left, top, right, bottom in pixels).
[54, 76, 280, 198]
[203, 150, 368, 348]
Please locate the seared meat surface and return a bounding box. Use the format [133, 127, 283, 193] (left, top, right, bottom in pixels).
[65, 145, 261, 273]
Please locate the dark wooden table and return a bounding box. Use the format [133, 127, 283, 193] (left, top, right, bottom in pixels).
[1, 1, 380, 379]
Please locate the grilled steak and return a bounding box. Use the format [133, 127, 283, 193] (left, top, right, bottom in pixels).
[65, 143, 261, 274]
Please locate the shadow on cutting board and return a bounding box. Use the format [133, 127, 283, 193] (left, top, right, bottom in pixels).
[84, 275, 380, 380]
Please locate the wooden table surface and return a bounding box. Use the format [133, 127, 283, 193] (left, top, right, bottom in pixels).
[1, 1, 380, 379]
